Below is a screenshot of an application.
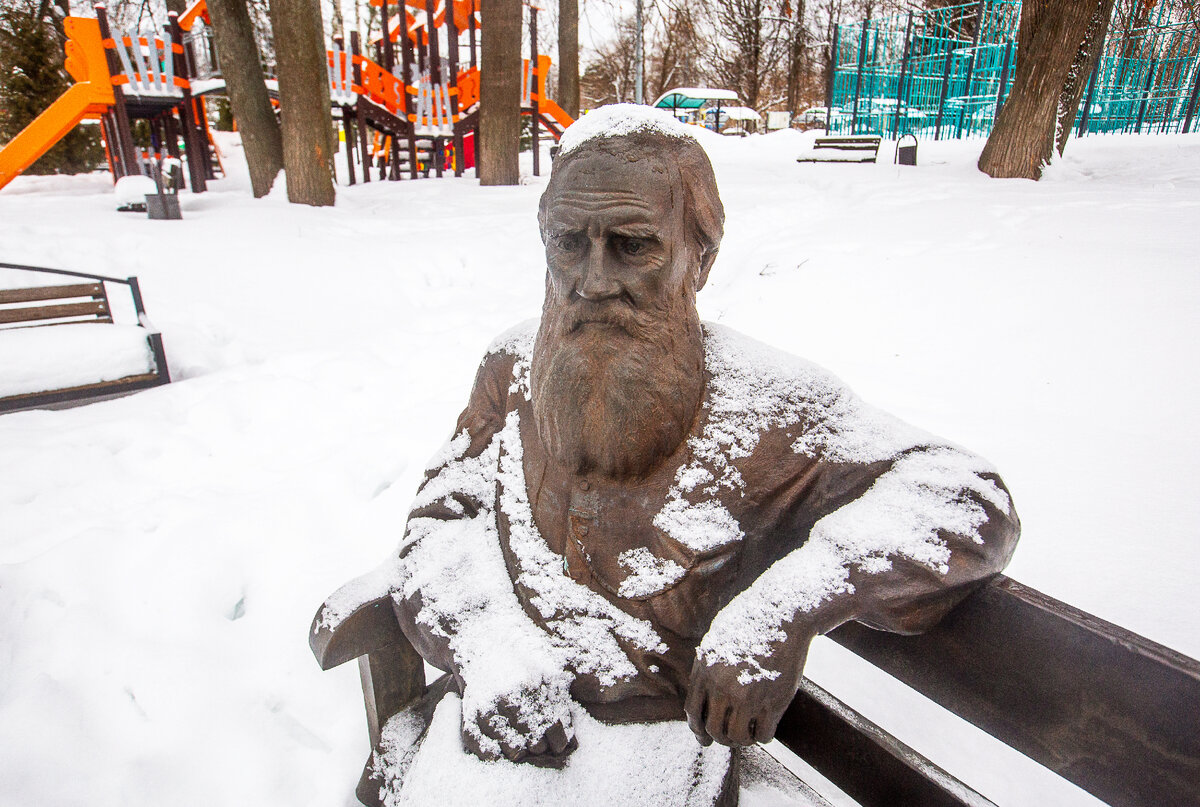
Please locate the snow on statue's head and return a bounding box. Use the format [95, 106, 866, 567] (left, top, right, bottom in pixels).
[532, 105, 726, 482]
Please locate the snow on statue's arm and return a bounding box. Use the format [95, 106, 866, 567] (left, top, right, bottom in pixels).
[685, 441, 1020, 748]
[392, 348, 576, 765]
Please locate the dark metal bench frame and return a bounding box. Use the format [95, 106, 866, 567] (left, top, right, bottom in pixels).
[311, 574, 1199, 807]
[0, 261, 171, 413]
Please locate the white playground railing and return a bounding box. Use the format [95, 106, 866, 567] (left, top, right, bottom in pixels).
[112, 29, 184, 98]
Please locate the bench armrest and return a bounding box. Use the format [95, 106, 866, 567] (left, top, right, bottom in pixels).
[310, 594, 407, 670]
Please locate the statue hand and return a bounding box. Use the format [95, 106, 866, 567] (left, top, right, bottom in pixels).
[461, 680, 577, 767]
[684, 634, 813, 747]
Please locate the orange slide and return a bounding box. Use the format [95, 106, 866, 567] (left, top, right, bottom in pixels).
[0, 17, 115, 191]
[539, 99, 574, 132]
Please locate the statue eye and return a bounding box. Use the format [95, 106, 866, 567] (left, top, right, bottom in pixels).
[617, 237, 648, 256]
[556, 233, 585, 253]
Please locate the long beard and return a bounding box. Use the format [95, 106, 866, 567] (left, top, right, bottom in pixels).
[530, 294, 705, 480]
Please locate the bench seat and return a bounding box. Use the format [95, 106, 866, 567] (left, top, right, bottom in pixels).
[0, 268, 170, 413]
[0, 322, 157, 401]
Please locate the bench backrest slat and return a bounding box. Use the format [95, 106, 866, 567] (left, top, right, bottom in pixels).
[0, 299, 111, 325]
[0, 283, 105, 305]
[0, 284, 112, 327]
[822, 576, 1200, 807]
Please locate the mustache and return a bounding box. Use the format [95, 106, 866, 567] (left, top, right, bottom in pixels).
[561, 297, 653, 338]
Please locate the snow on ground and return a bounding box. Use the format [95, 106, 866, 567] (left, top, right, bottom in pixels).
[0, 128, 1196, 807]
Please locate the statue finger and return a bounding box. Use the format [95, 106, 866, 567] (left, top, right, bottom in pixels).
[544, 722, 571, 755]
[461, 727, 502, 762]
[686, 688, 712, 745]
[704, 692, 733, 746]
[725, 703, 755, 746]
[753, 708, 782, 744]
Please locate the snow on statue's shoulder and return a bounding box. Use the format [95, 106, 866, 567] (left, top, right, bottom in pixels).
[486, 319, 538, 359]
[486, 320, 538, 400]
[558, 104, 699, 155]
[701, 323, 938, 465]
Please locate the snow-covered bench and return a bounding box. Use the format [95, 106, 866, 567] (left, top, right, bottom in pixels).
[0, 264, 170, 413]
[310, 575, 1199, 807]
[796, 135, 882, 164]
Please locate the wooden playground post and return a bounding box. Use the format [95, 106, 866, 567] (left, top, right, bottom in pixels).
[448, 6, 464, 177]
[95, 4, 140, 179]
[381, 0, 395, 73]
[469, 1, 478, 68]
[351, 31, 369, 183]
[336, 34, 357, 186]
[163, 114, 181, 160]
[530, 5, 540, 177]
[401, 17, 419, 178]
[426, 0, 444, 178]
[169, 10, 208, 192]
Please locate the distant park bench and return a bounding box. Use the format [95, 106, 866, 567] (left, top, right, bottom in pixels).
[0, 262, 170, 413]
[797, 135, 883, 164]
[312, 574, 1199, 807]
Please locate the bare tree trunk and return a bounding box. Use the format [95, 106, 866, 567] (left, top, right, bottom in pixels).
[269, 0, 336, 205]
[1055, 0, 1115, 155]
[557, 0, 579, 118]
[786, 0, 807, 116]
[208, 0, 284, 197]
[480, 0, 521, 186]
[979, 0, 1107, 180]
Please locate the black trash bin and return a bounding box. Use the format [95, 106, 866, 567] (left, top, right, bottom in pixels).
[895, 133, 918, 166]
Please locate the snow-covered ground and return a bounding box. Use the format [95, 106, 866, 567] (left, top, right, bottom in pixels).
[0, 127, 1196, 807]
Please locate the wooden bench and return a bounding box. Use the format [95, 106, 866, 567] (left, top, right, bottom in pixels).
[310, 573, 1199, 807]
[797, 135, 883, 164]
[0, 262, 171, 413]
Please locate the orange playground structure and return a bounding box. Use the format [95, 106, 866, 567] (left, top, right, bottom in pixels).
[0, 2, 219, 193]
[0, 0, 573, 191]
[327, 0, 573, 181]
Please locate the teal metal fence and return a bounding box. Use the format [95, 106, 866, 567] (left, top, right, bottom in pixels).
[828, 0, 1200, 139]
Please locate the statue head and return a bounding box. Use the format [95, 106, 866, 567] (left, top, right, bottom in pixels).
[531, 106, 726, 481]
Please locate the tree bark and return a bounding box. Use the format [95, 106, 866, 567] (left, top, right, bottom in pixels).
[786, 0, 807, 117]
[978, 0, 1107, 180]
[1055, 0, 1115, 155]
[208, 0, 283, 197]
[480, 0, 521, 186]
[269, 0, 335, 205]
[557, 0, 579, 118]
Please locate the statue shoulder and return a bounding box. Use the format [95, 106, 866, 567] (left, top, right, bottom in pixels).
[485, 319, 539, 364]
[454, 320, 539, 440]
[698, 323, 947, 466]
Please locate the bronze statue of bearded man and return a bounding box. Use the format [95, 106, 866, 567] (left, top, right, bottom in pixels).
[311, 105, 1020, 807]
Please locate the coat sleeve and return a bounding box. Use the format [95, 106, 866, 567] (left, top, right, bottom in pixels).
[392, 347, 574, 759]
[698, 435, 1020, 683]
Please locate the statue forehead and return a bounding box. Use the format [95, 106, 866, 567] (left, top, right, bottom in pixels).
[545, 144, 678, 206]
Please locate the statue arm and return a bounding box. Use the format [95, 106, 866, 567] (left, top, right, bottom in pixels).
[391, 349, 577, 764]
[686, 444, 1020, 747]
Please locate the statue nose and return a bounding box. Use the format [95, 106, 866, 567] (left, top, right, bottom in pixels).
[577, 249, 621, 301]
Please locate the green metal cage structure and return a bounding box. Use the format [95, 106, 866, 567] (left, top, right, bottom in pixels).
[827, 0, 1200, 140]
